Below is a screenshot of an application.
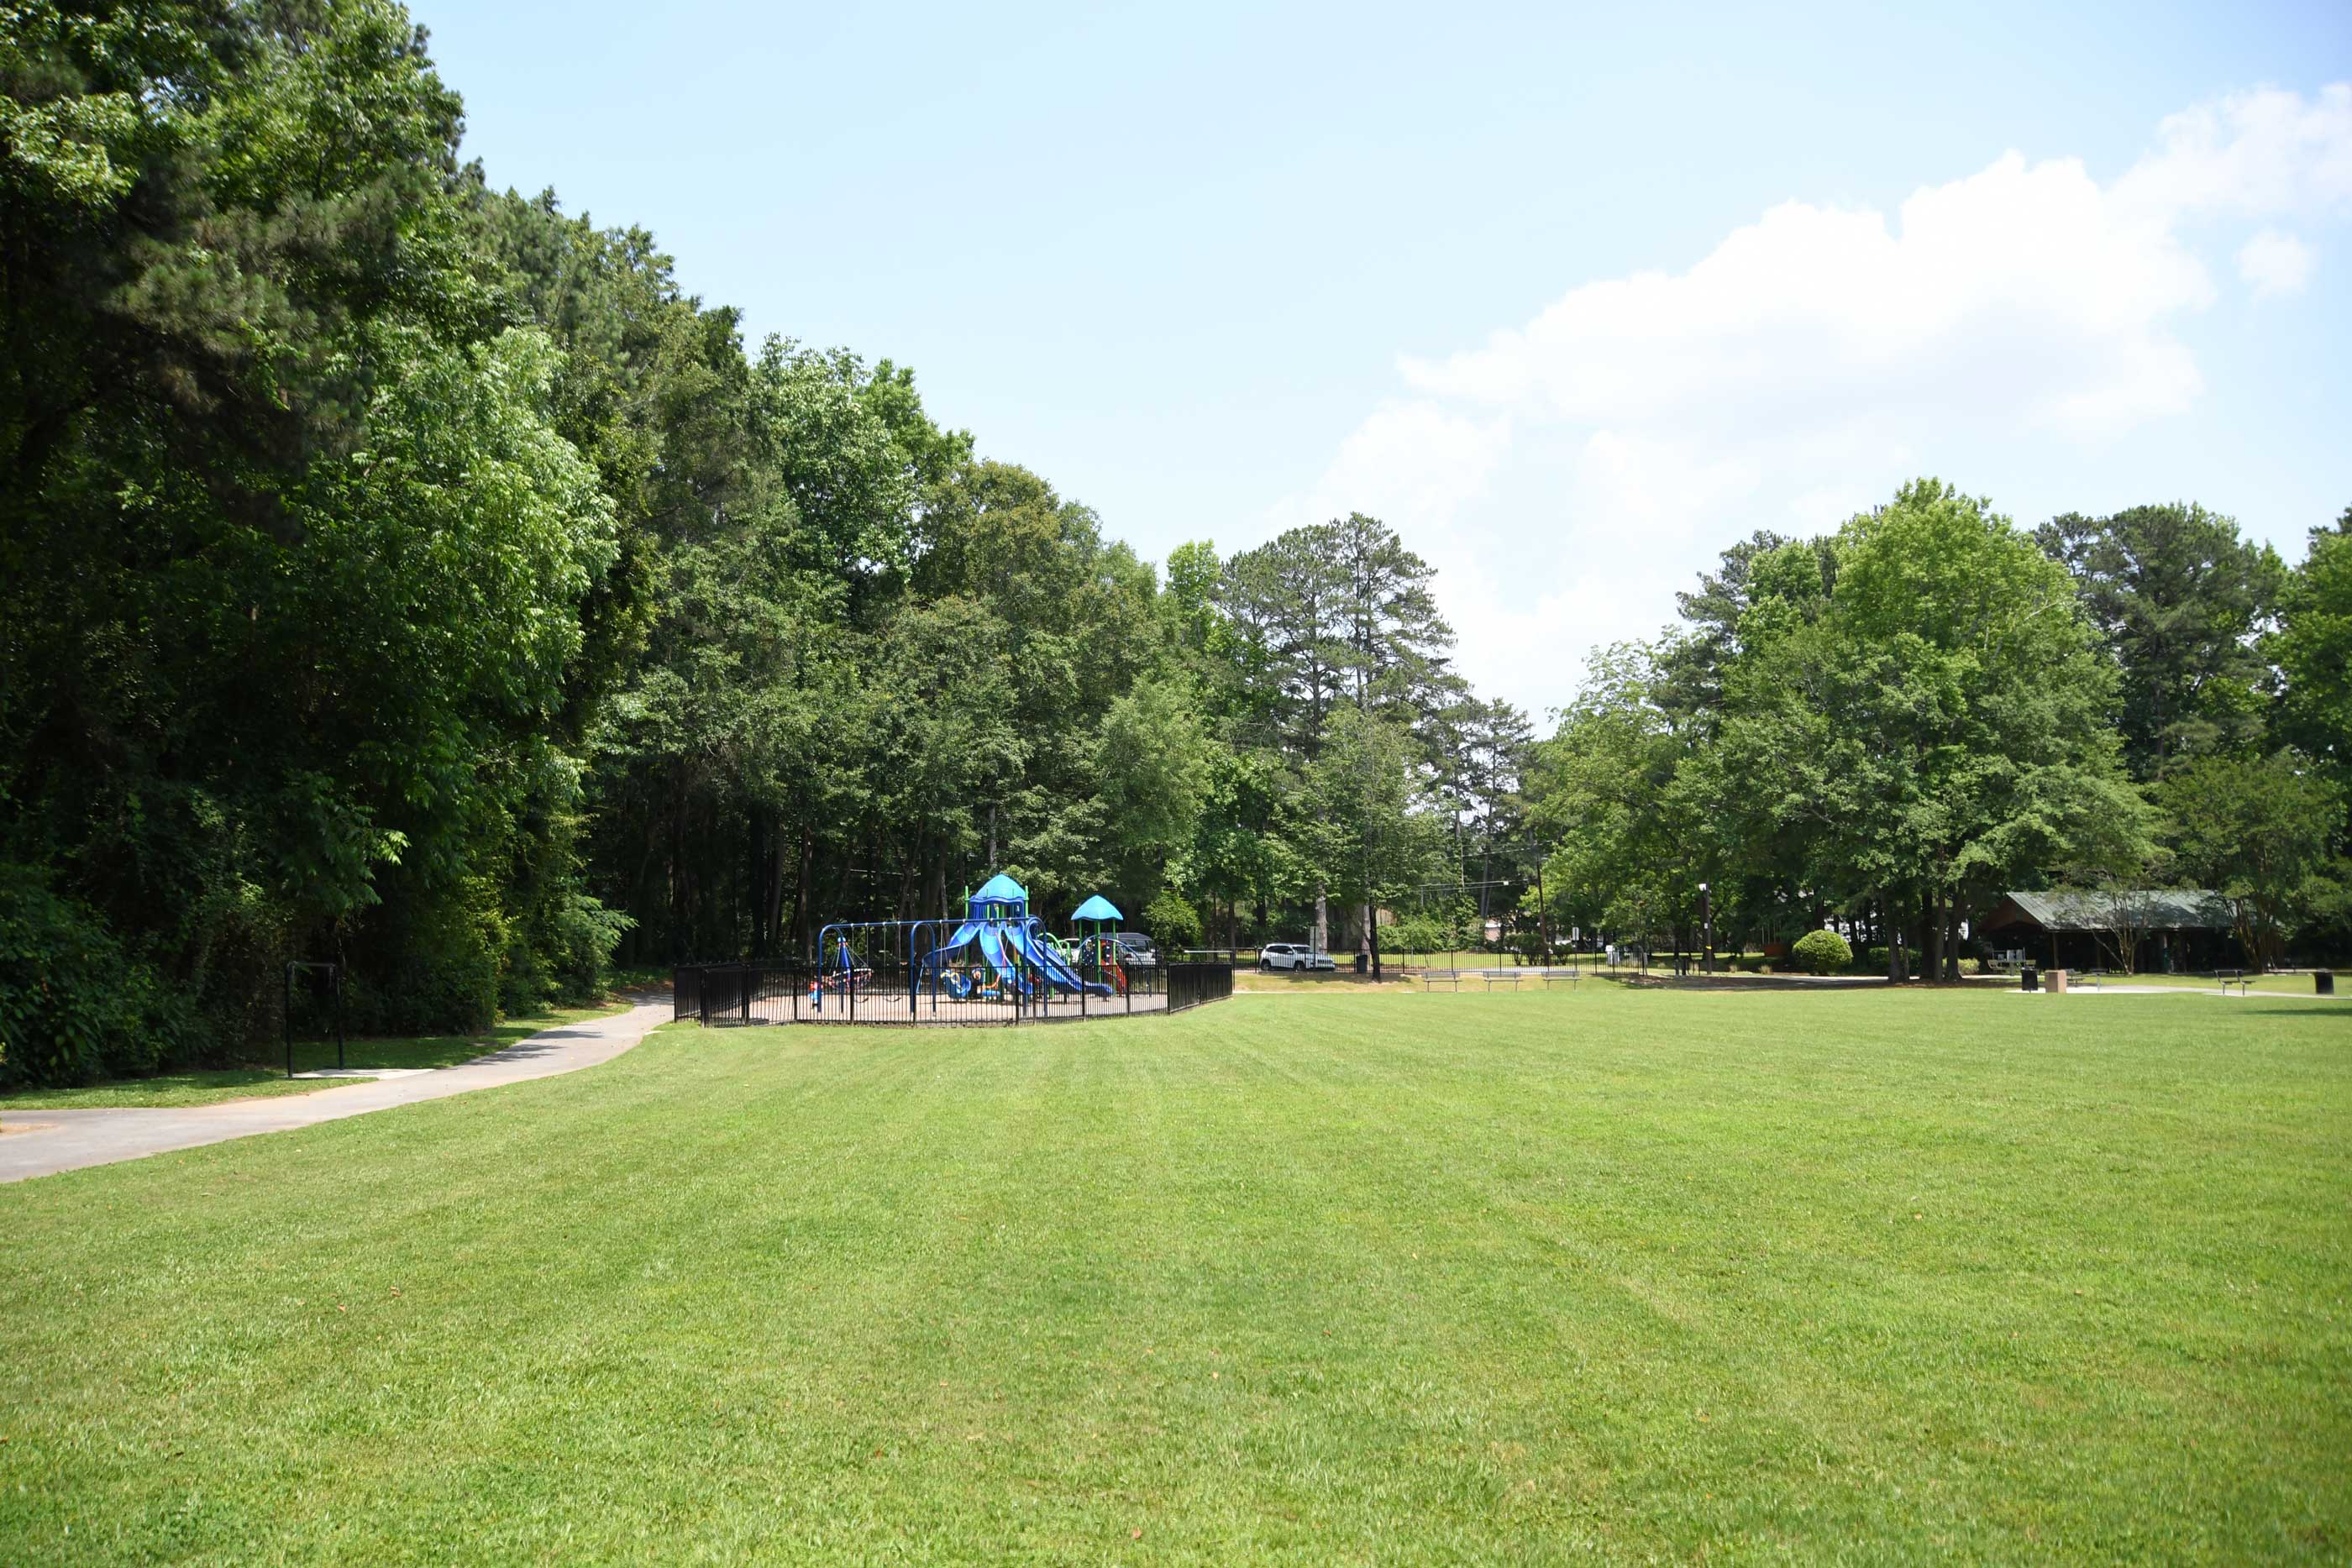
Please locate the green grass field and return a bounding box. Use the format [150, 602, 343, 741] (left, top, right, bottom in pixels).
[0, 1001, 638, 1110]
[3, 986, 2346, 1561]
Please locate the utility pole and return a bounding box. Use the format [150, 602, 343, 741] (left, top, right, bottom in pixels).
[1532, 844, 1550, 962]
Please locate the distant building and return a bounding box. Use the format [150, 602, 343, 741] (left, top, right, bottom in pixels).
[1977, 889, 2235, 973]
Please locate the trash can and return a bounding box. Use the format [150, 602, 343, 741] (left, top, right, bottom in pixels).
[1353, 952, 1368, 975]
[2020, 965, 2040, 992]
[2046, 968, 2069, 994]
[2319, 971, 2337, 996]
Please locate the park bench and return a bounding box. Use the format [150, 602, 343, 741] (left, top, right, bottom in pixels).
[2217, 968, 2255, 995]
[1420, 966, 1572, 991]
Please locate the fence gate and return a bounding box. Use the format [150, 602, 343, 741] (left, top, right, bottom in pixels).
[284, 961, 344, 1077]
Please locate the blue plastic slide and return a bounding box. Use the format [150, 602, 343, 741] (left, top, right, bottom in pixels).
[976, 924, 1030, 992]
[1006, 922, 1112, 996]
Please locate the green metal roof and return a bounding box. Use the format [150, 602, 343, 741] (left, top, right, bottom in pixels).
[1997, 889, 2232, 932]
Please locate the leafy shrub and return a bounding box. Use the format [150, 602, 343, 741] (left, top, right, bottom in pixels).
[1388, 915, 1447, 956]
[549, 892, 634, 1003]
[0, 868, 207, 1088]
[1790, 929, 1853, 974]
[1142, 890, 1202, 953]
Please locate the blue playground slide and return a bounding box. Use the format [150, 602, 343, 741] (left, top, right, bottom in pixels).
[923, 919, 1109, 998]
[911, 876, 1116, 999]
[975, 924, 1026, 991]
[1005, 922, 1111, 996]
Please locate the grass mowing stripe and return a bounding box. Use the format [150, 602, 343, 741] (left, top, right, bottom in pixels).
[0, 987, 2345, 1561]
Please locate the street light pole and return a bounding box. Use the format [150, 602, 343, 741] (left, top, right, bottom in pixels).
[1532, 844, 1549, 963]
[1698, 882, 1713, 974]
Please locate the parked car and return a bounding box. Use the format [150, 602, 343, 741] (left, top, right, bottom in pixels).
[1259, 942, 1336, 973]
[1112, 932, 1158, 967]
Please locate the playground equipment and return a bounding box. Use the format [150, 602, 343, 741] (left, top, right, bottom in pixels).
[916, 873, 1111, 1001]
[677, 876, 1231, 1026]
[808, 873, 1114, 1020]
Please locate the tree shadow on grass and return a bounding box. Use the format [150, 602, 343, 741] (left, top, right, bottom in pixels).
[2229, 999, 2352, 1035]
[0, 1003, 635, 1110]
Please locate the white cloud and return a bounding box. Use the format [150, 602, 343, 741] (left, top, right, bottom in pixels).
[1268, 82, 2352, 721]
[2115, 84, 2352, 219]
[1270, 400, 1509, 533]
[2238, 228, 2317, 297]
[1400, 149, 2213, 437]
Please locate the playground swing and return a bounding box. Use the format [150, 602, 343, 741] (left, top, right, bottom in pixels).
[809, 933, 873, 1003]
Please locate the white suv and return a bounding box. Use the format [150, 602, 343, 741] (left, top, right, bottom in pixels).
[1259, 942, 1336, 972]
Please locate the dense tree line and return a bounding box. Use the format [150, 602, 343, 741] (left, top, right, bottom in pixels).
[1526, 487, 2349, 974]
[3, 3, 2341, 1088]
[0, 0, 1509, 1083]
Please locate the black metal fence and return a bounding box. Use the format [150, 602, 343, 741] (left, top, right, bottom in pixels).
[674, 962, 801, 1026]
[675, 940, 1228, 1028]
[1165, 959, 1233, 1012]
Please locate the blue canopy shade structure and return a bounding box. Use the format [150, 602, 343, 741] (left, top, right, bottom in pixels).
[1070, 894, 1122, 923]
[969, 873, 1029, 918]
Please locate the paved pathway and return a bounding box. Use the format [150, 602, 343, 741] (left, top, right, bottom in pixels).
[0, 998, 675, 1184]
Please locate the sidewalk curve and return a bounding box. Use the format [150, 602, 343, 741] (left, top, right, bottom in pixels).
[0, 997, 674, 1184]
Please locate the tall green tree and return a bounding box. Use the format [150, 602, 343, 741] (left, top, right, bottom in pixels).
[2269, 507, 2352, 781]
[1527, 643, 1707, 958]
[1714, 482, 2146, 979]
[1, 0, 636, 1072]
[1436, 697, 1535, 932]
[2036, 504, 2285, 779]
[1305, 705, 1436, 978]
[2156, 753, 2342, 967]
[1094, 675, 1210, 915]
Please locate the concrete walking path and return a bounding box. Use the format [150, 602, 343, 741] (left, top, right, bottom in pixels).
[0, 997, 674, 1184]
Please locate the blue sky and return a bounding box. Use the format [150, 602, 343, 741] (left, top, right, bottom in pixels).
[424, 1, 2352, 718]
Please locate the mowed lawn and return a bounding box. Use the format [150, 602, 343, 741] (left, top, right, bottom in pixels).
[2, 987, 2346, 1562]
